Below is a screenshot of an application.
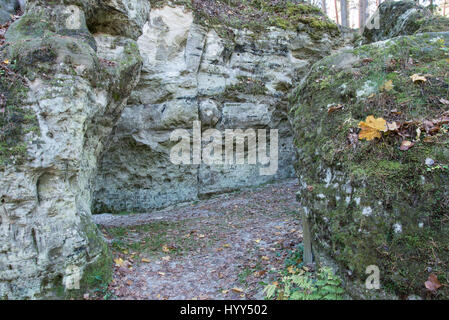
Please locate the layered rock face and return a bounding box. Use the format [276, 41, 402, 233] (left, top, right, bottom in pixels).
[93, 3, 342, 213]
[290, 2, 449, 299]
[0, 0, 148, 299]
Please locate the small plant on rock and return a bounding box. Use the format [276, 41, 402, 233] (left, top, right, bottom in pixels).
[264, 266, 345, 300]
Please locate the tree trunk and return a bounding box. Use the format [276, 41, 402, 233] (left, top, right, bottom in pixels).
[359, 0, 368, 28]
[334, 0, 339, 25]
[322, 0, 327, 15]
[341, 0, 349, 27]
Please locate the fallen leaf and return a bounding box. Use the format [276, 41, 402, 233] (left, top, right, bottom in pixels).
[425, 274, 442, 292]
[387, 121, 400, 131]
[380, 79, 394, 92]
[254, 270, 267, 277]
[358, 116, 387, 141]
[232, 287, 244, 293]
[400, 140, 414, 151]
[114, 258, 125, 267]
[411, 74, 427, 83]
[223, 243, 231, 248]
[162, 245, 170, 253]
[261, 256, 270, 261]
[158, 272, 166, 276]
[3, 59, 9, 65]
[423, 120, 435, 134]
[440, 98, 449, 105]
[222, 290, 229, 294]
[197, 234, 205, 238]
[416, 127, 422, 141]
[162, 256, 171, 261]
[141, 258, 151, 263]
[254, 239, 261, 243]
[327, 104, 343, 115]
[390, 108, 402, 115]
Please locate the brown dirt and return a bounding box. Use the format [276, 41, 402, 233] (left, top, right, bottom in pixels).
[93, 179, 303, 300]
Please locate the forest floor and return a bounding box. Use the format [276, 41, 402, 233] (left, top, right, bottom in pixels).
[93, 179, 303, 300]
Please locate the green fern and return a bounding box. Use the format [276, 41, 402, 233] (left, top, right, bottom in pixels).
[264, 266, 345, 300]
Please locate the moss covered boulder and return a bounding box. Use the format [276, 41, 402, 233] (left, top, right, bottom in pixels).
[0, 0, 146, 299]
[289, 32, 449, 299]
[362, 1, 449, 44]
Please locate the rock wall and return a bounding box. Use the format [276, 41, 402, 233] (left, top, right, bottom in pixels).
[0, 0, 148, 299]
[289, 3, 449, 298]
[0, 0, 346, 299]
[93, 2, 343, 213]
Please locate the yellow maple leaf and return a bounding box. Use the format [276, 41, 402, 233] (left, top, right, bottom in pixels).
[358, 115, 387, 141]
[410, 74, 426, 83]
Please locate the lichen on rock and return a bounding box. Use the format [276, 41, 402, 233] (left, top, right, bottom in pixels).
[361, 1, 449, 45]
[92, 0, 344, 214]
[0, 0, 146, 299]
[289, 30, 449, 299]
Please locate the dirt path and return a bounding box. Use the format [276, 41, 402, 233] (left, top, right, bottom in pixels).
[93, 179, 303, 300]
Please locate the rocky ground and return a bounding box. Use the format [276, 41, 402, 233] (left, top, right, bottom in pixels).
[93, 179, 302, 300]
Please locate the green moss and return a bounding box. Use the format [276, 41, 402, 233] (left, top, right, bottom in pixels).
[224, 76, 267, 98]
[290, 32, 449, 298]
[189, 0, 339, 40]
[0, 56, 40, 166]
[104, 219, 210, 259]
[416, 14, 449, 33]
[60, 218, 113, 300]
[6, 10, 52, 41]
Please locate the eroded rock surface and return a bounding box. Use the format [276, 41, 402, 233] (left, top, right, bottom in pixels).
[0, 0, 148, 299]
[361, 1, 449, 44]
[289, 31, 449, 299]
[93, 2, 343, 213]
